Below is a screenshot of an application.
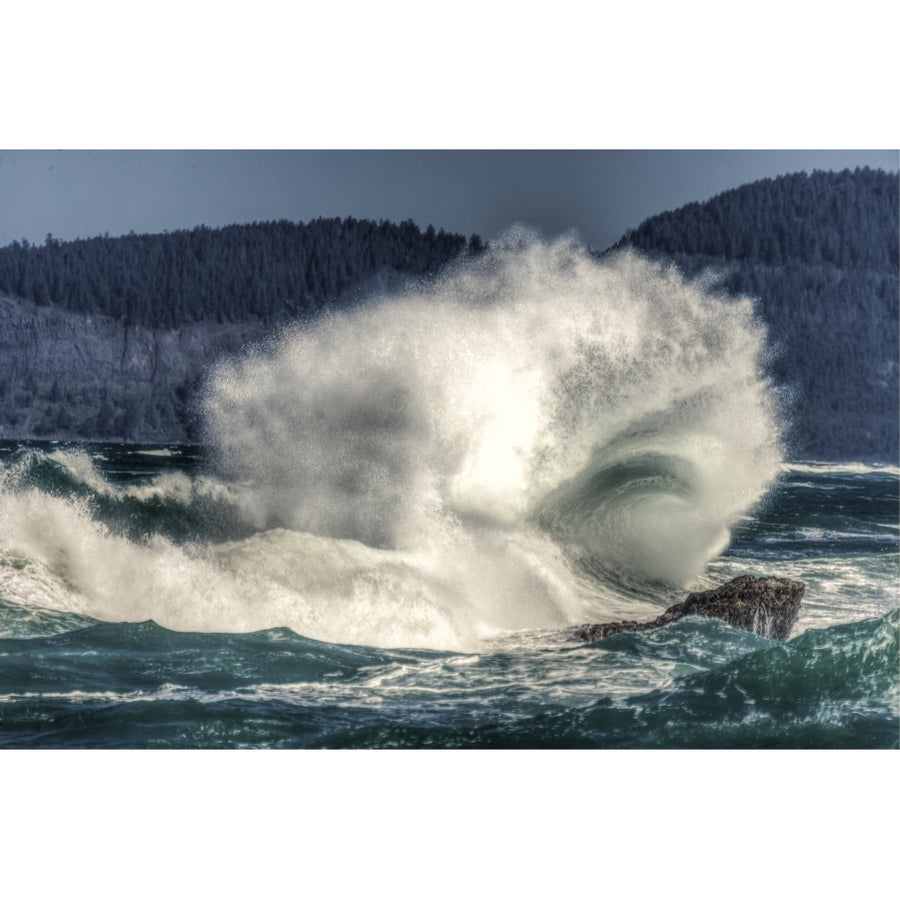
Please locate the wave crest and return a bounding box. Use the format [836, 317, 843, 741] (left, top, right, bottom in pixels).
[204, 235, 783, 589]
[0, 236, 785, 649]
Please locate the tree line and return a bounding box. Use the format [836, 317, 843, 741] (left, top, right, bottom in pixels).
[0, 217, 484, 328]
[612, 167, 899, 461]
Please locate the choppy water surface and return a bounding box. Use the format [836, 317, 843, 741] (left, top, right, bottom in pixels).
[0, 239, 896, 748]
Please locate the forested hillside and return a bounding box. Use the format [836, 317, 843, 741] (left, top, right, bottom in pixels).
[0, 218, 480, 442]
[0, 217, 481, 328]
[1, 175, 896, 460]
[612, 167, 899, 461]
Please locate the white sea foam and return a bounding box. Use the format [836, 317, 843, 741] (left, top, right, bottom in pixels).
[782, 462, 900, 477]
[0, 235, 785, 649]
[205, 234, 782, 583]
[40, 448, 231, 505]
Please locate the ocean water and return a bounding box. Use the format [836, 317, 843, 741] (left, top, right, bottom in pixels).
[0, 237, 896, 748]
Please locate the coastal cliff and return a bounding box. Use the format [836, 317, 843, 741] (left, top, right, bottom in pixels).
[0, 217, 478, 443]
[0, 293, 267, 442]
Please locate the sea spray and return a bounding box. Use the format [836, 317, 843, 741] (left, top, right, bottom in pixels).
[0, 235, 785, 649]
[204, 233, 783, 597]
[2, 444, 895, 748]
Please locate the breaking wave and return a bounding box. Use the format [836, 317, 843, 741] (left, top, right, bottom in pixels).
[0, 234, 784, 649]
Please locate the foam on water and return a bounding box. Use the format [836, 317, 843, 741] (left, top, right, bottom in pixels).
[0, 235, 785, 649]
[782, 462, 900, 477]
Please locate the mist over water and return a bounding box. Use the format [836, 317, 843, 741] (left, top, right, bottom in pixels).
[0, 234, 786, 649]
[190, 233, 784, 646]
[5, 234, 899, 749]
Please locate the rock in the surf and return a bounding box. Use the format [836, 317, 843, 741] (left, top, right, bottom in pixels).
[572, 575, 805, 642]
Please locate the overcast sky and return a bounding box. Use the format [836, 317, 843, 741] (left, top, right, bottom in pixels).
[0, 149, 896, 252]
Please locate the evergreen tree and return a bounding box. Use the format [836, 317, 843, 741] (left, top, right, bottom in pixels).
[0, 217, 477, 329]
[612, 168, 899, 461]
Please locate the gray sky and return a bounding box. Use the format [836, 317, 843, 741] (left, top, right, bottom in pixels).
[0, 149, 896, 252]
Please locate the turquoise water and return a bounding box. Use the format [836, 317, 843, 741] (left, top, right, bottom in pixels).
[0, 442, 896, 749]
[1, 241, 896, 748]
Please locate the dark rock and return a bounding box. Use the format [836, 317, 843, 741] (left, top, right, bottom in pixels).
[572, 575, 805, 643]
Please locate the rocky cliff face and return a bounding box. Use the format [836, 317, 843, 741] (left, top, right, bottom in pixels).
[0, 294, 269, 442]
